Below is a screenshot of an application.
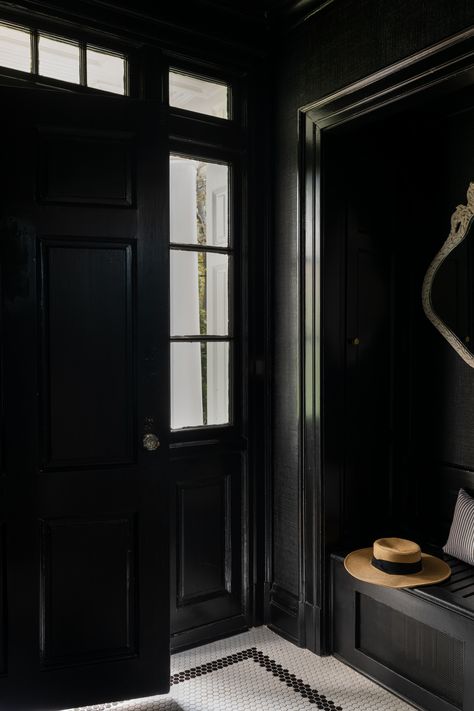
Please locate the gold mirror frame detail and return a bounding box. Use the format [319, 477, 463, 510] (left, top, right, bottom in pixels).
[422, 182, 474, 367]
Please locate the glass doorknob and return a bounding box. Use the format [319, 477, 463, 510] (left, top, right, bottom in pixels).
[143, 433, 160, 451]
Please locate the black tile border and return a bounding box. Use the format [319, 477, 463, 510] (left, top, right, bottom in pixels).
[171, 647, 343, 709]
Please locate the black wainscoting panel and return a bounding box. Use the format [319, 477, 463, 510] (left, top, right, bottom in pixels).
[38, 130, 133, 207]
[177, 475, 230, 606]
[358, 593, 464, 708]
[0, 524, 5, 677]
[39, 516, 137, 668]
[268, 583, 301, 644]
[40, 239, 135, 468]
[170, 449, 245, 647]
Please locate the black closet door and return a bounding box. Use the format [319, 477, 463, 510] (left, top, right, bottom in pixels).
[0, 86, 170, 711]
[344, 204, 393, 541]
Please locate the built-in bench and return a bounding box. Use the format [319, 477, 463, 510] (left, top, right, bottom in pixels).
[331, 551, 474, 711]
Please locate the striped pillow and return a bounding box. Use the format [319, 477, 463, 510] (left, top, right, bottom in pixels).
[443, 488, 474, 565]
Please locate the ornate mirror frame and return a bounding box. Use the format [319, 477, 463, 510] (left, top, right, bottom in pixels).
[422, 182, 474, 367]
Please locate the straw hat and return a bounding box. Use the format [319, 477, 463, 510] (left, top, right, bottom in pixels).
[344, 537, 451, 588]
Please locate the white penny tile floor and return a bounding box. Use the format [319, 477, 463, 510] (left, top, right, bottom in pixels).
[66, 626, 414, 711]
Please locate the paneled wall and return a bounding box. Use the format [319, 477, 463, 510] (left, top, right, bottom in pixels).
[271, 0, 474, 646]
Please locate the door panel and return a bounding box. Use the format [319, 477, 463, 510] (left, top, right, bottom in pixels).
[41, 239, 135, 467]
[177, 475, 230, 604]
[0, 87, 169, 711]
[39, 516, 137, 667]
[38, 129, 133, 206]
[170, 450, 244, 642]
[0, 524, 5, 677]
[168, 149, 248, 650]
[344, 205, 393, 542]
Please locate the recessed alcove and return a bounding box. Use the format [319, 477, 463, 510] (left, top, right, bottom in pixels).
[292, 32, 474, 662]
[321, 80, 474, 552]
[301, 35, 474, 711]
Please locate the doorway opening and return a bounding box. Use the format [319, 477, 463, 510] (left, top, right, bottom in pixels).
[0, 29, 261, 708]
[300, 19, 474, 678]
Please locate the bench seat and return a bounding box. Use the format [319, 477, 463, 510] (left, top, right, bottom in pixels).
[408, 550, 474, 617]
[331, 552, 474, 711]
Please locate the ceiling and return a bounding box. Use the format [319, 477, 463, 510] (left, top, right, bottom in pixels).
[21, 0, 335, 56]
[200, 0, 333, 25]
[90, 0, 334, 31]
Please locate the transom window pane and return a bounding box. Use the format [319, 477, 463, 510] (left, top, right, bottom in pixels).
[171, 251, 229, 336]
[170, 157, 229, 247]
[0, 22, 129, 96]
[0, 23, 31, 72]
[169, 71, 228, 119]
[171, 342, 230, 429]
[87, 47, 125, 95]
[38, 34, 80, 84]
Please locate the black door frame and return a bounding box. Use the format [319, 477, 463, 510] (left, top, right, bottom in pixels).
[299, 25, 474, 654]
[0, 0, 268, 659]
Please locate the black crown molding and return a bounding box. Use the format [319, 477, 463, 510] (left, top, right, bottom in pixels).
[0, 0, 337, 51]
[0, 0, 265, 60]
[267, 0, 337, 28]
[195, 0, 337, 30]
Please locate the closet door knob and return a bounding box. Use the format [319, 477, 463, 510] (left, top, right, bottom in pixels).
[349, 337, 360, 346]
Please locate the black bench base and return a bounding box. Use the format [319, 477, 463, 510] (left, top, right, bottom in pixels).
[331, 553, 474, 711]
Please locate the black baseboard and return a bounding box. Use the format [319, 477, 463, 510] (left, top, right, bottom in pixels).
[303, 600, 324, 655]
[267, 583, 303, 645]
[170, 614, 249, 653]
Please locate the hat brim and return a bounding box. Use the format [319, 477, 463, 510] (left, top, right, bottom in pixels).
[344, 547, 451, 588]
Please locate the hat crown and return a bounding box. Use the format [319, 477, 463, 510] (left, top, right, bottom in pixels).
[373, 537, 421, 564]
[344, 537, 451, 588]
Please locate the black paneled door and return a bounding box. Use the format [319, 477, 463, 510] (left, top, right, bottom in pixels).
[0, 87, 169, 710]
[344, 201, 393, 541]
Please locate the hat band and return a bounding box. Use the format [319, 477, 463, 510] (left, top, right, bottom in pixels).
[371, 556, 422, 575]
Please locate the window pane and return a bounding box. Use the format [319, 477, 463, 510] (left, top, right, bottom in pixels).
[169, 71, 228, 119]
[87, 48, 125, 95]
[38, 35, 79, 84]
[171, 251, 229, 336]
[171, 342, 230, 429]
[0, 23, 31, 72]
[170, 156, 229, 246]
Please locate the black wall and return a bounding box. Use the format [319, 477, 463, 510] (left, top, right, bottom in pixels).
[270, 0, 474, 645]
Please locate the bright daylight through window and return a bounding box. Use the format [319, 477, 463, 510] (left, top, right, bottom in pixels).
[169, 70, 229, 119]
[0, 21, 127, 95]
[170, 155, 231, 429]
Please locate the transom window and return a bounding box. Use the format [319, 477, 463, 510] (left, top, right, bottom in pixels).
[170, 155, 232, 430]
[0, 21, 127, 94]
[169, 70, 229, 119]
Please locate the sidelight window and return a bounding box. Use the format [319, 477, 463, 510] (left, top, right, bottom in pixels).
[0, 21, 127, 94]
[170, 155, 232, 430]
